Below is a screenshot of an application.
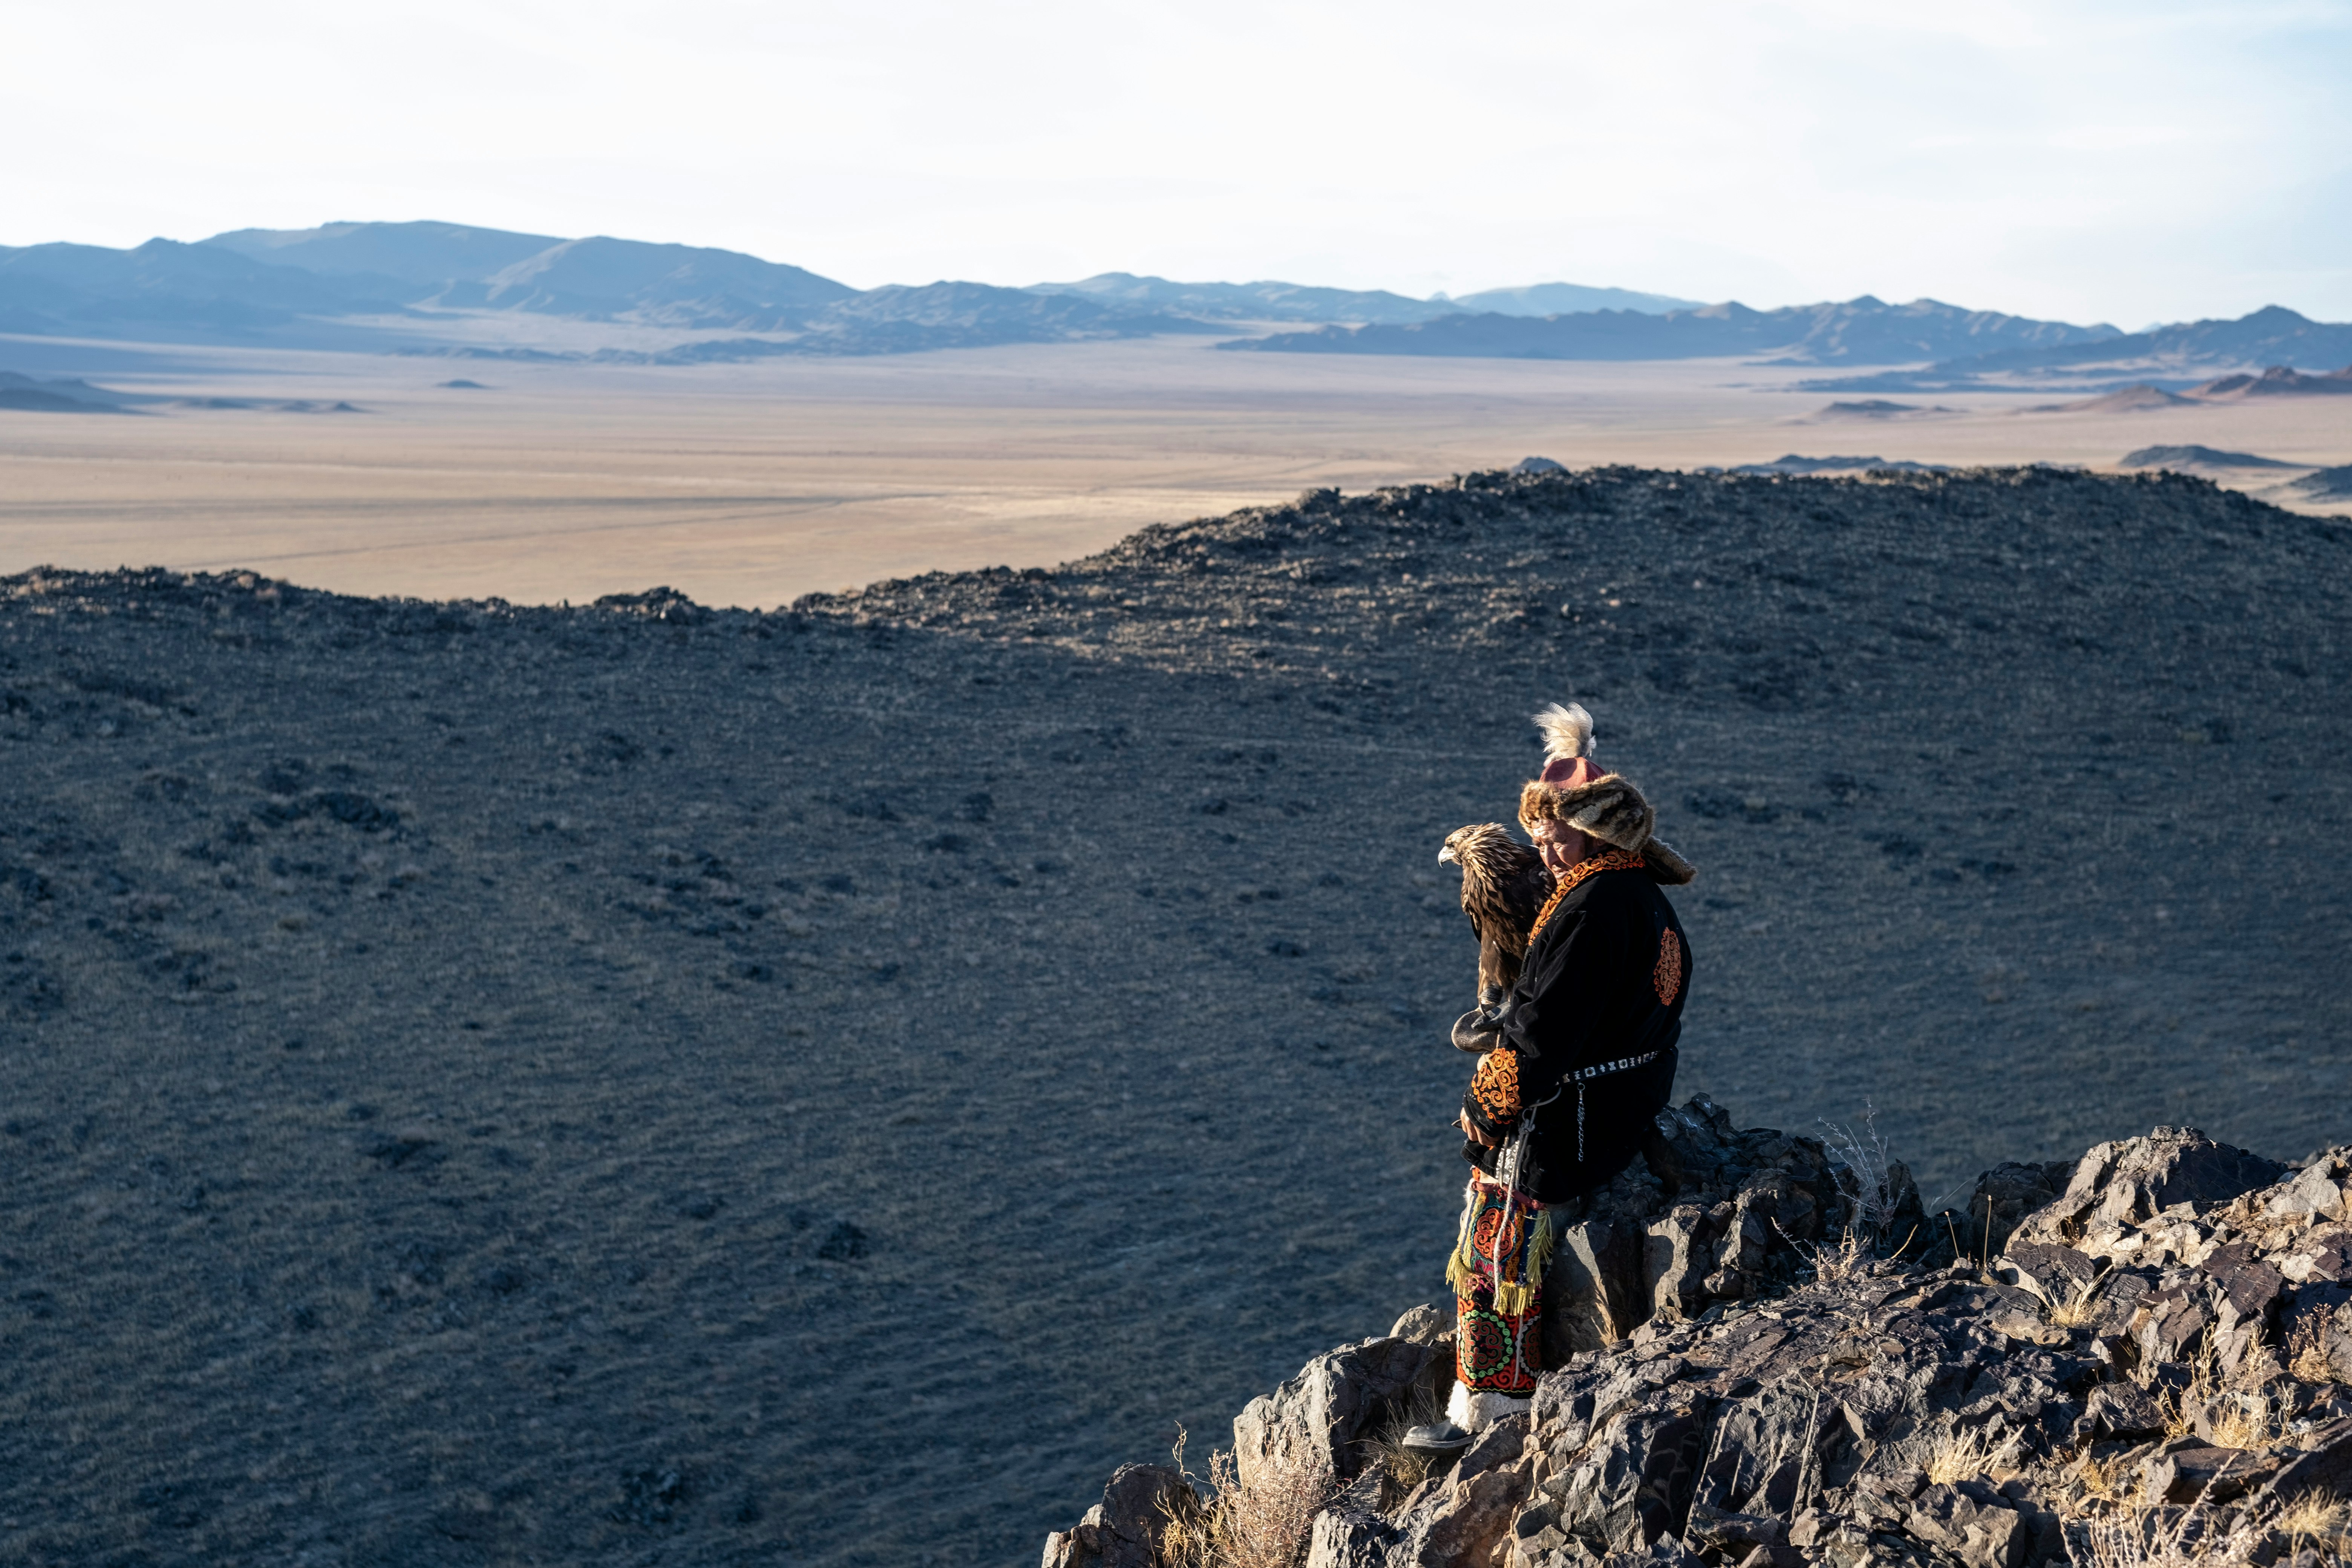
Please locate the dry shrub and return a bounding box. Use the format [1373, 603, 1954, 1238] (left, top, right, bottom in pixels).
[1160, 1433, 1335, 1568]
[2290, 1310, 2344, 1386]
[1811, 1108, 1905, 1285]
[2073, 1501, 2227, 1568]
[1925, 1423, 2023, 1487]
[2070, 1490, 2350, 1568]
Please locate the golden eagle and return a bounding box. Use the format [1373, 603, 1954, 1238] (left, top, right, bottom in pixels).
[1438, 822, 1552, 1049]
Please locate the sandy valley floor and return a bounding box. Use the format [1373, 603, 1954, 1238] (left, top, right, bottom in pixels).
[2, 334, 2347, 607]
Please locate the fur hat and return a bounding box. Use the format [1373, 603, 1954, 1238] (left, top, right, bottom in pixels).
[1517, 703, 1697, 885]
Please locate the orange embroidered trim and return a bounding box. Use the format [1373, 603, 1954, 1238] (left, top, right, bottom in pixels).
[1525, 848, 1645, 943]
[1470, 1046, 1521, 1125]
[1654, 928, 1684, 1005]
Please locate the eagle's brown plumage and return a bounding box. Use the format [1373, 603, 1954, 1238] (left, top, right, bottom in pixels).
[1438, 822, 1553, 1010]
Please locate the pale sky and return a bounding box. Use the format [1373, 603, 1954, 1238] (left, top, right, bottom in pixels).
[6, 0, 2349, 324]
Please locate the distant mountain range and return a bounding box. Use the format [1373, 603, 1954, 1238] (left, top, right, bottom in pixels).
[0, 220, 2342, 379]
[0, 220, 1691, 357]
[1227, 295, 2124, 366]
[1022, 273, 1698, 323]
[1793, 305, 2352, 392]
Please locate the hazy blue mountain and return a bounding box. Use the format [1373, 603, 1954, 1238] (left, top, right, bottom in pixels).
[203, 225, 859, 330]
[0, 370, 151, 412]
[1798, 305, 2352, 391]
[202, 220, 565, 284]
[1025, 273, 1457, 324]
[1961, 305, 2352, 372]
[1442, 282, 1701, 316]
[0, 239, 404, 338]
[789, 280, 1213, 352]
[419, 282, 1220, 362]
[1027, 273, 1704, 323]
[421, 236, 859, 330]
[1227, 296, 2121, 365]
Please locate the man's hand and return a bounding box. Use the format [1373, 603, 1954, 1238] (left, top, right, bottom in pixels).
[1458, 1107, 1497, 1148]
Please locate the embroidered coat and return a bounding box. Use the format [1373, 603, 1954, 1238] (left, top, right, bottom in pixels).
[1461, 848, 1690, 1203]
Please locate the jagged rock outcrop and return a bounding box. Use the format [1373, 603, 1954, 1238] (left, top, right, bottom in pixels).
[1539, 1095, 1920, 1357]
[1047, 1104, 2352, 1568]
[1235, 1336, 1449, 1491]
[1044, 1464, 1197, 1568]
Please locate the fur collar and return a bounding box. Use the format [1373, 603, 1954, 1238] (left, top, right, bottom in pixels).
[1517, 772, 1697, 886]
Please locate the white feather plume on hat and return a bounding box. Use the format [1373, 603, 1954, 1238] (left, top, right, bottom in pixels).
[1532, 701, 1594, 764]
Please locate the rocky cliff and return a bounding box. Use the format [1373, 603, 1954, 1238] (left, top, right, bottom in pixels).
[1047, 1103, 2352, 1568]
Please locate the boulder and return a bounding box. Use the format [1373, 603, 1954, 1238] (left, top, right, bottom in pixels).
[1306, 1431, 1532, 1568]
[2263, 1153, 2351, 1223]
[1536, 1097, 1841, 1349]
[2197, 1240, 2286, 1332]
[1643, 1205, 1725, 1322]
[2141, 1440, 2275, 1504]
[1997, 1241, 2098, 1308]
[1903, 1480, 2030, 1568]
[1388, 1302, 1450, 1346]
[1040, 1463, 1194, 1568]
[1546, 1218, 1647, 1357]
[1549, 1404, 1713, 1555]
[2014, 1129, 2285, 1252]
[1960, 1162, 2076, 1264]
[1420, 1460, 1531, 1565]
[2078, 1382, 2165, 1442]
[1234, 1334, 1439, 1491]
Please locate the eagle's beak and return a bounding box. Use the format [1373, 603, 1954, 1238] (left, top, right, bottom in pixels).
[1437, 846, 1457, 864]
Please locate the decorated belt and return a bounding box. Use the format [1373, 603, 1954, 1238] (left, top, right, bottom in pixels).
[1564, 1050, 1659, 1083]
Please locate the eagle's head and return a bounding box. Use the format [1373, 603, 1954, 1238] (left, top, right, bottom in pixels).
[1438, 822, 1519, 877]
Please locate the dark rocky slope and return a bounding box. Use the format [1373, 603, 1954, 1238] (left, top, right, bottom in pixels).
[0, 468, 2346, 1565]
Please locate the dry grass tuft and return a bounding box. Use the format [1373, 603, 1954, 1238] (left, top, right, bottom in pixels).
[1160, 1432, 1335, 1568]
[2144, 1328, 2291, 1450]
[1925, 1424, 2023, 1487]
[2070, 1446, 2133, 1506]
[1364, 1380, 1450, 1498]
[2272, 1490, 2350, 1551]
[2290, 1311, 2344, 1386]
[2040, 1273, 2115, 1329]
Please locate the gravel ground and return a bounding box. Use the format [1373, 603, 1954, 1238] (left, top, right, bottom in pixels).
[0, 466, 2346, 1565]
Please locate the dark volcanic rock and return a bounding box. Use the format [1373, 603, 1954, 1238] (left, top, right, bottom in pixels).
[1042, 1463, 1196, 1568]
[1067, 1115, 2352, 1568]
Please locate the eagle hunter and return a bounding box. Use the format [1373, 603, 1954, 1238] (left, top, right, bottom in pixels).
[1416, 701, 1699, 1444]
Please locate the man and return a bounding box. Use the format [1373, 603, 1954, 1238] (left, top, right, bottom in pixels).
[1433, 703, 1696, 1437]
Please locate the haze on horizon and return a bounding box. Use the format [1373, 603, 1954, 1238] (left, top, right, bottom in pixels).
[5, 0, 2349, 326]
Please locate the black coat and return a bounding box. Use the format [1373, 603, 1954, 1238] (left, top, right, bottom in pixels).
[1464, 856, 1690, 1203]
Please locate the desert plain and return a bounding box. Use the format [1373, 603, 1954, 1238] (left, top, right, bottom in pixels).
[2, 331, 2347, 607]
